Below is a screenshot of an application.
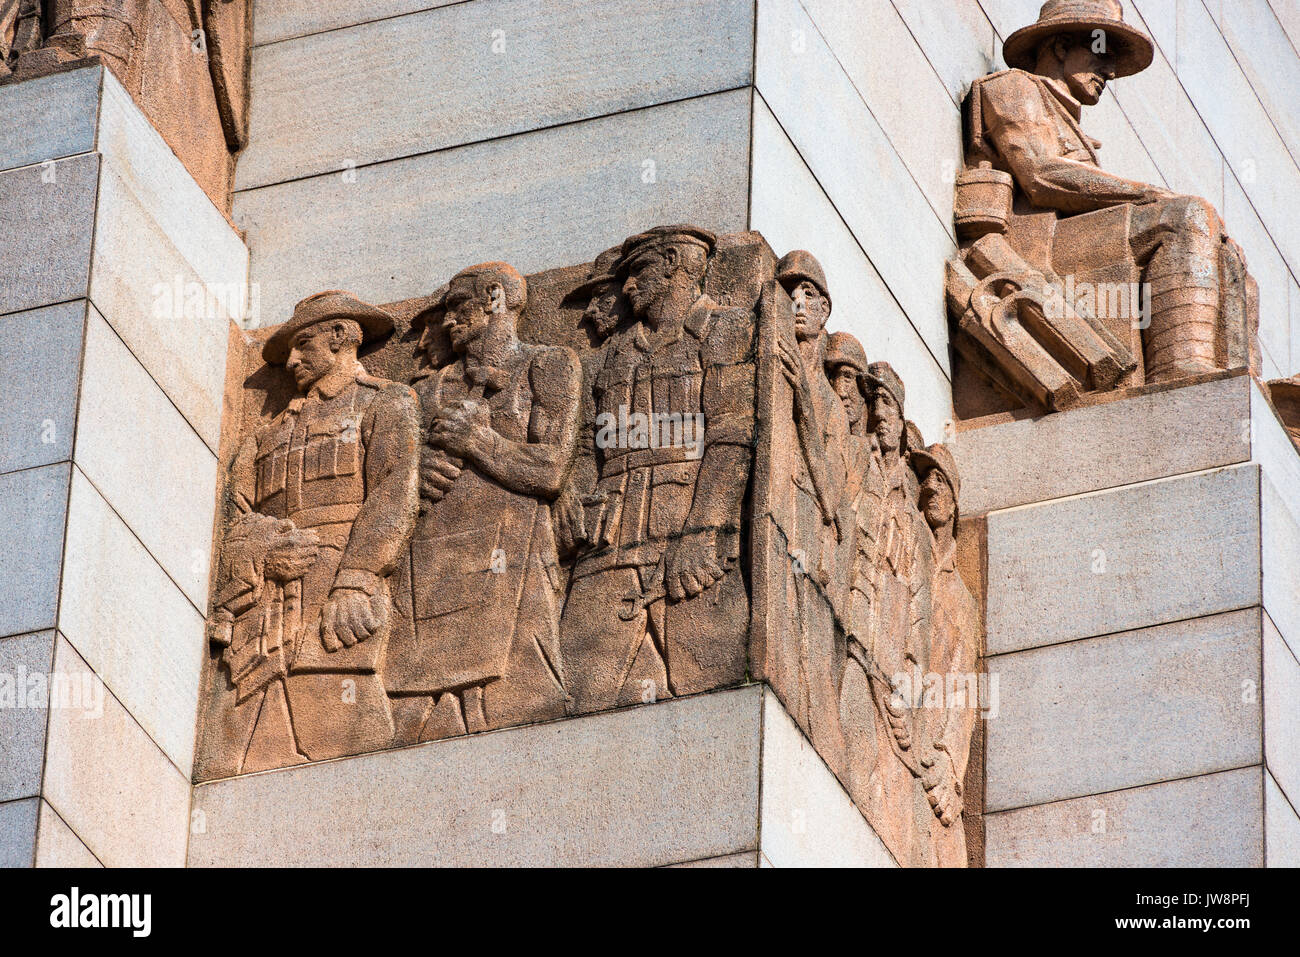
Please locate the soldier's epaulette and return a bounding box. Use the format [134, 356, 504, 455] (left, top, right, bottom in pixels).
[355, 373, 393, 390]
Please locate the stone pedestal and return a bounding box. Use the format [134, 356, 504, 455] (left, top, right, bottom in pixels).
[0, 65, 246, 867]
[953, 373, 1300, 866]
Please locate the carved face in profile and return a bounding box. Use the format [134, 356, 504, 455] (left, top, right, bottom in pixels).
[788, 280, 830, 343]
[870, 390, 904, 455]
[828, 362, 866, 429]
[442, 278, 494, 353]
[1052, 35, 1118, 105]
[622, 250, 672, 320]
[286, 321, 351, 392]
[583, 284, 623, 341]
[920, 468, 957, 532]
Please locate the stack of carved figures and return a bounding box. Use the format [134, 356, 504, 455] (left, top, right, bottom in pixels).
[947, 0, 1260, 418]
[199, 227, 981, 868]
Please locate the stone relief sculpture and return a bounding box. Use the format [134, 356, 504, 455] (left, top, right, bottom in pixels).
[384, 263, 580, 742]
[202, 292, 420, 776]
[947, 0, 1260, 417]
[200, 227, 982, 866]
[1, 0, 251, 206]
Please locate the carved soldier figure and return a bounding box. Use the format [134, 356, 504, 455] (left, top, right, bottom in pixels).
[384, 262, 580, 741]
[204, 292, 420, 775]
[912, 442, 979, 867]
[554, 245, 629, 558]
[0, 0, 41, 74]
[958, 0, 1256, 390]
[559, 226, 756, 712]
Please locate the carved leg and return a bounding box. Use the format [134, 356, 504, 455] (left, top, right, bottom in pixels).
[558, 567, 659, 714]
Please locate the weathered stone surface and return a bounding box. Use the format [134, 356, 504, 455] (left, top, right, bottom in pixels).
[34, 800, 100, 868]
[41, 636, 190, 868]
[953, 374, 1251, 516]
[892, 0, 997, 104]
[1265, 771, 1300, 868]
[0, 797, 37, 868]
[190, 686, 763, 867]
[0, 65, 99, 171]
[759, 690, 896, 868]
[948, 0, 1260, 418]
[986, 767, 1264, 867]
[0, 301, 85, 474]
[234, 90, 751, 325]
[665, 851, 759, 868]
[986, 609, 1262, 812]
[0, 463, 69, 639]
[237, 0, 754, 190]
[0, 631, 55, 804]
[986, 464, 1261, 654]
[0, 152, 97, 316]
[59, 468, 206, 776]
[1262, 476, 1300, 662]
[252, 0, 462, 47]
[1264, 613, 1300, 809]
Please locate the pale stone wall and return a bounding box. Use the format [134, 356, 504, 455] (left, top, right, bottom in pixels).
[0, 68, 246, 866]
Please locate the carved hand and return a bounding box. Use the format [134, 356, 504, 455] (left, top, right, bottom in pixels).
[430, 400, 493, 460]
[665, 528, 726, 601]
[420, 445, 464, 505]
[265, 525, 321, 582]
[552, 486, 587, 554]
[320, 589, 389, 652]
[776, 337, 809, 404]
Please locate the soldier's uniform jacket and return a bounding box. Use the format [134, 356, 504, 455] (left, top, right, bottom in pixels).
[221, 362, 420, 675]
[970, 68, 1149, 213]
[384, 342, 581, 696]
[577, 294, 756, 576]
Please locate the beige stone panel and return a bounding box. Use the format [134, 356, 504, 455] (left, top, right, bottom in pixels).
[987, 465, 1261, 652]
[986, 767, 1264, 867]
[1085, 89, 1166, 189]
[0, 631, 55, 804]
[235, 90, 752, 325]
[190, 687, 763, 867]
[954, 376, 1251, 516]
[1175, 0, 1300, 279]
[0, 463, 69, 640]
[1262, 476, 1300, 664]
[0, 153, 98, 317]
[0, 67, 101, 172]
[975, 0, 1048, 40]
[92, 118, 243, 451]
[750, 99, 953, 442]
[1292, 278, 1300, 376]
[759, 690, 897, 868]
[1270, 0, 1300, 53]
[0, 798, 38, 868]
[1205, 0, 1300, 168]
[73, 307, 217, 609]
[1132, 0, 1177, 60]
[892, 0, 997, 103]
[252, 0, 462, 46]
[1266, 770, 1300, 867]
[666, 852, 759, 868]
[756, 0, 956, 370]
[1225, 174, 1290, 374]
[1252, 379, 1300, 523]
[58, 469, 206, 777]
[1264, 613, 1300, 808]
[986, 609, 1263, 812]
[237, 0, 754, 189]
[42, 637, 190, 867]
[34, 800, 101, 868]
[800, 0, 962, 231]
[0, 301, 85, 475]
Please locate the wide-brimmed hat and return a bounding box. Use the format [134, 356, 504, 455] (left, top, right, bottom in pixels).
[615, 225, 717, 277]
[776, 250, 831, 313]
[569, 246, 624, 299]
[1003, 0, 1154, 78]
[263, 290, 395, 365]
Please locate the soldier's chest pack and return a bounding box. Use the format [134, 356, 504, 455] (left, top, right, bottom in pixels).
[254, 390, 368, 505]
[594, 336, 704, 414]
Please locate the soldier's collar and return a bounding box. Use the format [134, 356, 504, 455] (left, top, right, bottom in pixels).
[1040, 76, 1083, 121]
[309, 361, 363, 400]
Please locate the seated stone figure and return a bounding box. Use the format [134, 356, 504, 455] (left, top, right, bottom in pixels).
[949, 0, 1258, 413]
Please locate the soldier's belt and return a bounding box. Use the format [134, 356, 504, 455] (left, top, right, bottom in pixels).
[291, 503, 363, 529]
[602, 445, 701, 476]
